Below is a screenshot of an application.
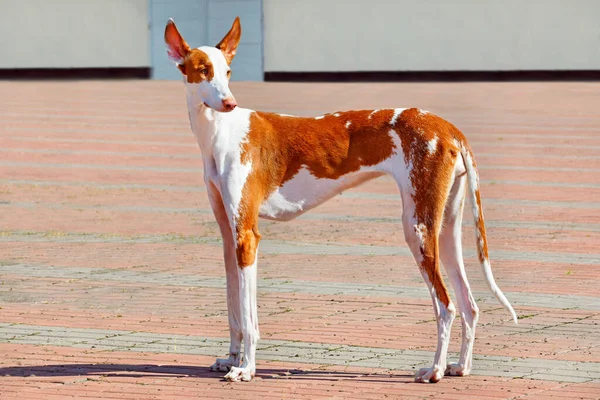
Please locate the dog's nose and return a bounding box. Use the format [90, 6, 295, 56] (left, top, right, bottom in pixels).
[222, 98, 237, 112]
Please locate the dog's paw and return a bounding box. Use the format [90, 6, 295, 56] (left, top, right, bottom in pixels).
[224, 366, 255, 382]
[414, 367, 443, 383]
[445, 363, 470, 376]
[209, 355, 240, 372]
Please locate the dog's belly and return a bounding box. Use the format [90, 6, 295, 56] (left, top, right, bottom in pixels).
[258, 167, 384, 221]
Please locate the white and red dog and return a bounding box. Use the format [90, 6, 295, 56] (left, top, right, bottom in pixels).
[164, 17, 517, 383]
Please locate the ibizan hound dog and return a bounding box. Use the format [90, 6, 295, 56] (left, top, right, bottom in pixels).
[164, 17, 517, 383]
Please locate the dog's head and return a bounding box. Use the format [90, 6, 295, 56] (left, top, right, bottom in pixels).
[164, 17, 240, 113]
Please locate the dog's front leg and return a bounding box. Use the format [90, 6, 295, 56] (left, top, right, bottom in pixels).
[224, 191, 261, 382]
[223, 224, 260, 382]
[224, 253, 259, 382]
[206, 183, 243, 372]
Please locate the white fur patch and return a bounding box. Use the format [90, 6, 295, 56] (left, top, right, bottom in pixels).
[260, 166, 385, 221]
[259, 187, 306, 220]
[195, 46, 234, 110]
[413, 223, 427, 263]
[390, 108, 407, 125]
[427, 137, 438, 155]
[315, 115, 325, 120]
[463, 151, 481, 224]
[414, 223, 427, 245]
[345, 121, 351, 128]
[368, 109, 380, 119]
[192, 107, 254, 223]
[333, 113, 341, 117]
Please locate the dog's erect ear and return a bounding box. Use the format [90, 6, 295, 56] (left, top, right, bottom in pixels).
[164, 19, 190, 66]
[216, 17, 241, 65]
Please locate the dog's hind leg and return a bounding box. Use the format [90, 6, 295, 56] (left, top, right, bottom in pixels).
[439, 164, 480, 377]
[400, 191, 456, 383]
[392, 135, 462, 383]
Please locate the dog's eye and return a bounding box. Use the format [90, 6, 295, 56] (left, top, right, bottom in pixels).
[201, 68, 209, 75]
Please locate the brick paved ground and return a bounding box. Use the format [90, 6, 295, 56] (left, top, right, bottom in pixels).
[0, 80, 599, 399]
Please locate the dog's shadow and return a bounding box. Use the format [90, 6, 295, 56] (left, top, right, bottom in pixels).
[0, 364, 414, 382]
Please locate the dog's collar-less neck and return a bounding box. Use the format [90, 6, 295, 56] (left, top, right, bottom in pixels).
[186, 93, 240, 154]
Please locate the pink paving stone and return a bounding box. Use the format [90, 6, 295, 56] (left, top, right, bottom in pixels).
[4, 151, 202, 170]
[6, 150, 600, 186]
[1, 81, 599, 398]
[4, 163, 599, 202]
[0, 283, 598, 362]
[2, 206, 598, 254]
[477, 155, 600, 169]
[4, 183, 599, 227]
[0, 240, 598, 296]
[0, 344, 564, 400]
[1, 137, 197, 155]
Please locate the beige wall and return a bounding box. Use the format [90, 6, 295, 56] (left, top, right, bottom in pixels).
[0, 0, 149, 68]
[264, 0, 600, 72]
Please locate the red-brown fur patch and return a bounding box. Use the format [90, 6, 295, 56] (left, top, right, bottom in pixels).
[164, 20, 190, 64]
[234, 107, 477, 309]
[474, 188, 489, 263]
[164, 19, 226, 83]
[234, 109, 398, 267]
[462, 142, 489, 264]
[393, 109, 465, 306]
[179, 50, 214, 83]
[216, 17, 241, 65]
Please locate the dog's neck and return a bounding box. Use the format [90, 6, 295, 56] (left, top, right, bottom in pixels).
[185, 88, 232, 155]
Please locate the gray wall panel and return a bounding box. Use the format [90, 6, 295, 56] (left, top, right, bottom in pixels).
[0, 0, 149, 68]
[264, 0, 600, 72]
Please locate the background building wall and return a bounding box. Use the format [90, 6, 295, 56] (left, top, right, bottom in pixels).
[0, 0, 150, 68]
[263, 0, 600, 72]
[1, 0, 598, 79]
[149, 0, 263, 81]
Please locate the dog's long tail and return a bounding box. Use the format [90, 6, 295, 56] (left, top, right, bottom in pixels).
[460, 143, 518, 324]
